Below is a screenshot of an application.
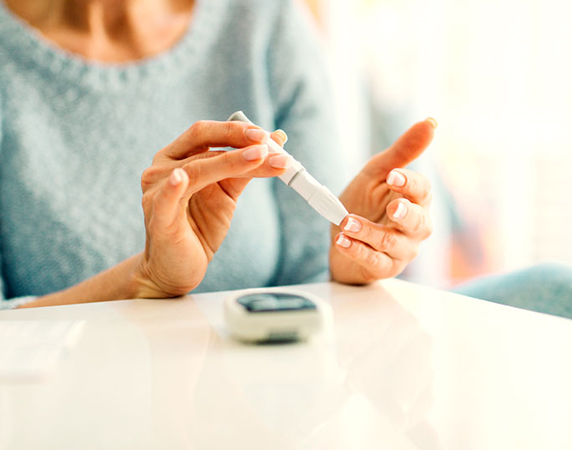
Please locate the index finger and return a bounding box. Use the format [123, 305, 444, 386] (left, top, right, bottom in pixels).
[163, 120, 270, 159]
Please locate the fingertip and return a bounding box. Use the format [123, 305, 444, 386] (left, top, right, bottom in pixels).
[414, 119, 436, 138]
[169, 168, 186, 187]
[245, 128, 270, 144]
[389, 199, 410, 220]
[386, 169, 406, 188]
[335, 233, 352, 249]
[244, 162, 288, 180]
[338, 214, 352, 231]
[268, 153, 290, 169]
[342, 216, 362, 233]
[405, 121, 435, 161]
[426, 117, 438, 129]
[368, 120, 435, 174]
[272, 129, 288, 146]
[242, 144, 269, 162]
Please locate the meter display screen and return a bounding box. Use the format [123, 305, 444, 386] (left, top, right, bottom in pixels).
[237, 293, 317, 313]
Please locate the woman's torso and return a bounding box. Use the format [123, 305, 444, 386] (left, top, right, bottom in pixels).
[0, 0, 287, 297]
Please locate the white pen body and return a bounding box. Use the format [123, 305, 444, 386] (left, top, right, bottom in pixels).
[267, 138, 348, 225]
[228, 111, 348, 225]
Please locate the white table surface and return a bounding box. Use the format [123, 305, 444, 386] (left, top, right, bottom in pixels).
[1, 279, 571, 450]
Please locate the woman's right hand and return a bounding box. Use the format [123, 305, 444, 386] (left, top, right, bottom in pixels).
[134, 120, 288, 298]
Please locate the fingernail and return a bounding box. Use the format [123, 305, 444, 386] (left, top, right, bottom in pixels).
[242, 144, 268, 161]
[426, 117, 438, 129]
[268, 154, 290, 169]
[275, 129, 288, 144]
[387, 170, 406, 187]
[344, 217, 361, 233]
[336, 234, 351, 248]
[393, 201, 408, 219]
[245, 128, 270, 143]
[169, 168, 184, 186]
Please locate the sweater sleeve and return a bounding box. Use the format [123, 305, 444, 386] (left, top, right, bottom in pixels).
[0, 90, 36, 309]
[267, 0, 350, 286]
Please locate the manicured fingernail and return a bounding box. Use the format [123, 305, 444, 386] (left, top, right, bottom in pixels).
[268, 154, 290, 169]
[245, 128, 270, 143]
[387, 170, 406, 187]
[393, 201, 408, 219]
[169, 168, 184, 186]
[275, 129, 288, 144]
[426, 117, 438, 129]
[344, 217, 361, 233]
[242, 144, 268, 161]
[336, 234, 351, 248]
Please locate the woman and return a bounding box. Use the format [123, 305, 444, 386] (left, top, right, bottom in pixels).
[0, 0, 434, 309]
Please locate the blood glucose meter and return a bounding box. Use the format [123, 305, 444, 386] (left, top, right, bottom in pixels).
[224, 288, 327, 343]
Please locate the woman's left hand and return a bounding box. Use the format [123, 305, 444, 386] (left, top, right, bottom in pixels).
[330, 119, 436, 284]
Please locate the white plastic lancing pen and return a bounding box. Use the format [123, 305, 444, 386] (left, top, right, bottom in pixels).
[228, 111, 349, 226]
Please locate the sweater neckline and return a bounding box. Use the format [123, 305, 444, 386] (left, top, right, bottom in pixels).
[0, 0, 214, 90]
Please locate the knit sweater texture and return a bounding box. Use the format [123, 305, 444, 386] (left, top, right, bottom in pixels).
[0, 0, 345, 309]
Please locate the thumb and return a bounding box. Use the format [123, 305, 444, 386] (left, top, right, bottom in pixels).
[270, 129, 288, 148]
[362, 118, 437, 178]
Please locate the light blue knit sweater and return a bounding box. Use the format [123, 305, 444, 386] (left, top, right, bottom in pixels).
[0, 0, 346, 309]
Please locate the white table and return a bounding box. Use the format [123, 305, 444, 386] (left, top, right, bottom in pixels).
[1, 279, 571, 450]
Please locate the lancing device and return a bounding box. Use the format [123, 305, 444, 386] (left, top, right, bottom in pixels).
[228, 111, 349, 226]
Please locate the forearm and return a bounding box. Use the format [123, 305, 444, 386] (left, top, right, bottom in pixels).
[18, 253, 146, 308]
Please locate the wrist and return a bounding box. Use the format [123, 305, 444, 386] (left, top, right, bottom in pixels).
[130, 253, 167, 299]
[102, 253, 153, 300]
[130, 253, 197, 299]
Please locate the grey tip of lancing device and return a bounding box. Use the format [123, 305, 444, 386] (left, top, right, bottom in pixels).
[228, 111, 253, 124]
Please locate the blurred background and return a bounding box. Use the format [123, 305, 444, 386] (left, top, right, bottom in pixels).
[303, 0, 572, 289]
